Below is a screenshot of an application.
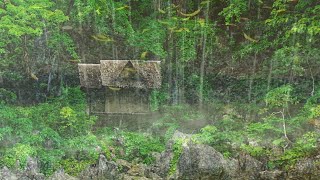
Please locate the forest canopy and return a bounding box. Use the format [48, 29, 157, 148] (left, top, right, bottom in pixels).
[0, 0, 319, 104]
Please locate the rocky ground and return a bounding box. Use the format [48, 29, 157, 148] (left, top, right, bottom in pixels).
[1, 131, 320, 180]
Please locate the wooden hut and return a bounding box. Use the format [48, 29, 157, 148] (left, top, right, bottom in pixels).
[78, 60, 161, 114]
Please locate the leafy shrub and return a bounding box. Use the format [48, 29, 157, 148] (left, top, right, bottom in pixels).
[63, 134, 101, 161]
[60, 158, 93, 176]
[265, 85, 293, 108]
[0, 87, 98, 176]
[0, 127, 12, 142]
[240, 144, 269, 159]
[2, 144, 36, 168]
[270, 131, 319, 168]
[58, 106, 96, 137]
[193, 124, 244, 157]
[168, 139, 183, 176]
[37, 149, 64, 175]
[0, 88, 17, 104]
[39, 127, 63, 148]
[193, 125, 218, 144]
[164, 124, 179, 142]
[59, 87, 86, 106]
[122, 132, 165, 164]
[150, 90, 169, 111]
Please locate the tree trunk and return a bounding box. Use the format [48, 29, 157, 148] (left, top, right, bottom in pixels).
[248, 52, 257, 102]
[199, 1, 209, 109]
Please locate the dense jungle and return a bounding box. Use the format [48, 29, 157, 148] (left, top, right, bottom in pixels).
[1, 0, 320, 179]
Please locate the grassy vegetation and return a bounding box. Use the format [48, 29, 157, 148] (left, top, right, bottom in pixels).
[1, 84, 320, 176]
[0, 87, 165, 176]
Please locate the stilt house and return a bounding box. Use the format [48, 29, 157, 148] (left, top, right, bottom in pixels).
[78, 60, 161, 114]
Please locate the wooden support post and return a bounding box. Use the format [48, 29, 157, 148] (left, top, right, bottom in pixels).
[105, 88, 108, 113]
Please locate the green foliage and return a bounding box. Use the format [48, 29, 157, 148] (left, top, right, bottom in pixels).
[247, 114, 286, 139]
[274, 132, 319, 168]
[265, 85, 293, 108]
[63, 134, 100, 161]
[0, 0, 69, 81]
[168, 139, 184, 176]
[176, 28, 197, 62]
[0, 0, 320, 177]
[0, 0, 67, 38]
[2, 144, 36, 169]
[58, 105, 96, 136]
[303, 88, 320, 119]
[289, 1, 320, 36]
[37, 149, 64, 175]
[309, 105, 320, 119]
[0, 88, 17, 104]
[0, 87, 98, 175]
[129, 19, 166, 58]
[240, 144, 268, 159]
[193, 125, 218, 144]
[150, 90, 169, 111]
[48, 32, 79, 59]
[0, 127, 12, 142]
[295, 132, 319, 155]
[271, 47, 305, 77]
[219, 0, 247, 25]
[193, 108, 246, 156]
[152, 105, 205, 142]
[164, 124, 179, 142]
[122, 132, 165, 164]
[57, 87, 86, 106]
[60, 158, 93, 177]
[186, 73, 213, 103]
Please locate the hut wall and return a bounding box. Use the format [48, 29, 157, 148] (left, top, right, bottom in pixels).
[104, 88, 149, 113]
[88, 89, 106, 113]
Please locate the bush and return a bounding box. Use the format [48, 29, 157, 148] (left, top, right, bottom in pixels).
[0, 88, 17, 104]
[59, 158, 93, 176]
[37, 149, 64, 175]
[122, 131, 165, 164]
[193, 124, 244, 157]
[1, 144, 36, 168]
[0, 87, 98, 176]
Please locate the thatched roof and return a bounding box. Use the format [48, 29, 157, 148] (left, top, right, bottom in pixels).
[78, 60, 161, 89]
[78, 64, 102, 88]
[100, 60, 161, 89]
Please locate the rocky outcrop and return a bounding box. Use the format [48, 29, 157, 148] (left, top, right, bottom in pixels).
[287, 156, 320, 180]
[0, 158, 77, 180]
[48, 169, 78, 180]
[259, 170, 285, 180]
[21, 157, 45, 180]
[0, 157, 46, 180]
[79, 154, 119, 180]
[0, 166, 19, 180]
[177, 142, 235, 179]
[2, 131, 319, 179]
[236, 153, 263, 179]
[79, 154, 158, 180]
[151, 131, 265, 180]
